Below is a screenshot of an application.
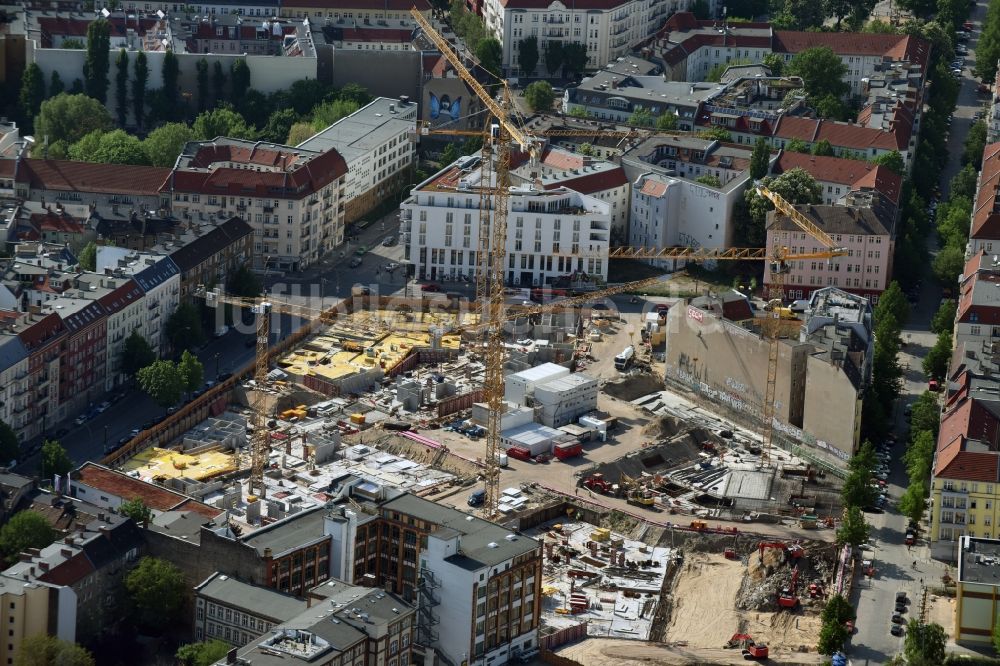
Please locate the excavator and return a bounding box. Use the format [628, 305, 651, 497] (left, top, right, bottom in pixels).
[758, 541, 805, 562]
[621, 473, 657, 508]
[726, 633, 769, 660]
[778, 567, 801, 609]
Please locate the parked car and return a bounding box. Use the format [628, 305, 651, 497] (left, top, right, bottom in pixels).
[382, 236, 397, 247]
[468, 489, 486, 507]
[354, 245, 368, 256]
[891, 624, 904, 636]
[421, 283, 441, 292]
[349, 256, 363, 268]
[73, 414, 88, 426]
[891, 613, 904, 624]
[384, 262, 400, 272]
[95, 401, 111, 414]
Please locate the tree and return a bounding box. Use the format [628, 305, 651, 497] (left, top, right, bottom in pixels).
[523, 81, 555, 112]
[629, 108, 654, 127]
[137, 360, 184, 408]
[0, 420, 17, 464]
[62, 38, 85, 49]
[980, 0, 1000, 84]
[49, 71, 64, 97]
[258, 108, 296, 144]
[932, 244, 966, 287]
[115, 49, 129, 126]
[786, 138, 810, 153]
[311, 99, 360, 131]
[562, 42, 588, 78]
[238, 88, 271, 128]
[691, 0, 711, 18]
[285, 78, 329, 116]
[35, 93, 112, 150]
[771, 0, 827, 29]
[143, 122, 195, 167]
[745, 168, 822, 233]
[699, 126, 732, 142]
[787, 47, 850, 101]
[836, 506, 870, 547]
[178, 350, 205, 395]
[762, 52, 785, 76]
[122, 329, 156, 377]
[132, 50, 148, 128]
[475, 38, 503, 79]
[898, 481, 928, 524]
[193, 107, 256, 141]
[750, 138, 770, 180]
[287, 121, 315, 146]
[196, 57, 209, 112]
[69, 129, 149, 165]
[227, 264, 262, 297]
[544, 40, 564, 75]
[440, 142, 459, 166]
[656, 113, 677, 131]
[812, 139, 834, 157]
[119, 497, 152, 525]
[817, 620, 848, 655]
[518, 36, 539, 76]
[337, 83, 371, 106]
[932, 299, 957, 338]
[579, 142, 594, 156]
[230, 58, 251, 105]
[821, 594, 856, 625]
[695, 174, 722, 187]
[40, 439, 71, 479]
[18, 63, 45, 133]
[84, 18, 111, 103]
[871, 149, 905, 175]
[212, 60, 226, 105]
[78, 241, 97, 271]
[0, 511, 56, 565]
[176, 640, 230, 666]
[910, 390, 941, 436]
[125, 556, 186, 630]
[875, 281, 910, 327]
[848, 440, 877, 477]
[166, 301, 206, 351]
[923, 331, 953, 381]
[963, 120, 988, 168]
[950, 164, 979, 201]
[904, 621, 946, 666]
[161, 49, 180, 121]
[14, 635, 94, 666]
[841, 469, 876, 508]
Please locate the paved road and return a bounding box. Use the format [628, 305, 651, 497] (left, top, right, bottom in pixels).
[848, 8, 985, 660]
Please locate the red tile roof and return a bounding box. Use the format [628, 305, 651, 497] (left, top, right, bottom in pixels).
[74, 462, 220, 516]
[773, 116, 905, 152]
[957, 250, 1000, 327]
[38, 16, 159, 47]
[773, 31, 930, 71]
[96, 279, 143, 315]
[935, 397, 1000, 480]
[19, 159, 170, 196]
[774, 152, 902, 203]
[640, 179, 668, 197]
[338, 27, 413, 42]
[17, 313, 65, 352]
[37, 551, 96, 587]
[172, 145, 347, 197]
[543, 168, 628, 194]
[31, 210, 86, 235]
[972, 142, 1000, 240]
[283, 0, 430, 9]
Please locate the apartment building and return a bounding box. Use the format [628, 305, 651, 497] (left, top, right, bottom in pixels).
[94, 252, 180, 355]
[189, 15, 298, 55]
[15, 312, 65, 441]
[956, 537, 1000, 642]
[3, 514, 143, 643]
[297, 97, 418, 226]
[279, 0, 432, 23]
[10, 158, 169, 214]
[161, 217, 254, 303]
[956, 251, 1000, 349]
[325, 492, 542, 666]
[94, 0, 280, 16]
[969, 142, 1000, 257]
[664, 287, 872, 465]
[221, 578, 415, 666]
[772, 152, 903, 206]
[763, 191, 896, 303]
[990, 70, 1000, 143]
[401, 154, 612, 286]
[0, 574, 76, 666]
[169, 138, 348, 272]
[194, 572, 315, 646]
[622, 136, 753, 269]
[43, 297, 108, 420]
[484, 0, 677, 77]
[656, 13, 930, 95]
[0, 335, 28, 443]
[95, 278, 145, 391]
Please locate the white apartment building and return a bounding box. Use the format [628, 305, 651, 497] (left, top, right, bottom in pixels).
[94, 278, 147, 391]
[169, 138, 348, 272]
[0, 336, 29, 442]
[484, 0, 678, 76]
[97, 251, 180, 354]
[402, 155, 612, 286]
[297, 97, 418, 225]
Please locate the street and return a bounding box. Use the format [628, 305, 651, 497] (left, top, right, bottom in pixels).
[847, 6, 985, 660]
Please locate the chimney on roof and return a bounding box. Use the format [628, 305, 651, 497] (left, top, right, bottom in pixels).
[64, 536, 75, 546]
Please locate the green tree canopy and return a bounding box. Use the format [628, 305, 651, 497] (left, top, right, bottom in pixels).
[15, 635, 94, 666]
[788, 47, 850, 100]
[166, 301, 206, 352]
[122, 329, 156, 377]
[193, 107, 256, 141]
[0, 420, 17, 464]
[125, 556, 186, 630]
[176, 640, 231, 666]
[40, 440, 72, 479]
[161, 49, 181, 121]
[475, 38, 503, 79]
[657, 113, 677, 130]
[178, 350, 205, 395]
[143, 122, 195, 167]
[132, 50, 148, 129]
[137, 360, 184, 408]
[875, 281, 910, 327]
[812, 139, 835, 157]
[230, 58, 251, 105]
[821, 594, 856, 624]
[69, 129, 149, 165]
[544, 40, 564, 75]
[817, 620, 848, 656]
[227, 264, 262, 297]
[841, 468, 876, 508]
[286, 121, 314, 146]
[35, 94, 113, 152]
[629, 108, 655, 128]
[262, 109, 298, 144]
[750, 138, 770, 180]
[848, 440, 877, 477]
[699, 126, 733, 142]
[517, 36, 539, 76]
[695, 174, 722, 187]
[923, 331, 953, 382]
[311, 99, 360, 131]
[0, 511, 56, 566]
[904, 621, 946, 666]
[119, 497, 152, 525]
[115, 49, 129, 126]
[337, 83, 371, 107]
[285, 78, 330, 116]
[872, 150, 905, 175]
[910, 390, 941, 436]
[836, 505, 871, 547]
[84, 19, 111, 103]
[18, 63, 45, 133]
[49, 71, 65, 97]
[523, 81, 555, 112]
[898, 481, 928, 524]
[440, 142, 460, 166]
[980, 0, 1000, 83]
[762, 52, 785, 75]
[963, 120, 988, 168]
[932, 244, 966, 287]
[78, 241, 97, 271]
[746, 167, 822, 231]
[786, 138, 810, 153]
[931, 299, 957, 336]
[950, 164, 979, 201]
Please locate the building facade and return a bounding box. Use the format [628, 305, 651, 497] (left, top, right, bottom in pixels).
[96, 278, 146, 391]
[0, 336, 29, 442]
[16, 313, 65, 441]
[956, 536, 1000, 642]
[46, 298, 108, 420]
[166, 216, 254, 303]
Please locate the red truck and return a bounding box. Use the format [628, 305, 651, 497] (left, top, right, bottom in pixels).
[553, 441, 583, 460]
[507, 446, 532, 462]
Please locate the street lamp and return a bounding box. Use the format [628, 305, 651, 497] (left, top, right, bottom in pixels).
[214, 352, 220, 378]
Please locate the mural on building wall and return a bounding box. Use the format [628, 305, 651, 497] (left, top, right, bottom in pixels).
[422, 78, 480, 131]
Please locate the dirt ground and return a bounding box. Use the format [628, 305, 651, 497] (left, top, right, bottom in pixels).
[665, 553, 823, 652]
[555, 638, 826, 665]
[927, 593, 956, 638]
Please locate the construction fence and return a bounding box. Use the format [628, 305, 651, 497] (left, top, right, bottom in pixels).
[539, 623, 588, 651]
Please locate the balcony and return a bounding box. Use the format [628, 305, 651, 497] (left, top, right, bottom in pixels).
[263, 205, 275, 213]
[237, 204, 247, 212]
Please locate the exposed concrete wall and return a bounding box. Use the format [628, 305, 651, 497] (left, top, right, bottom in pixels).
[802, 355, 862, 459]
[329, 48, 422, 101]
